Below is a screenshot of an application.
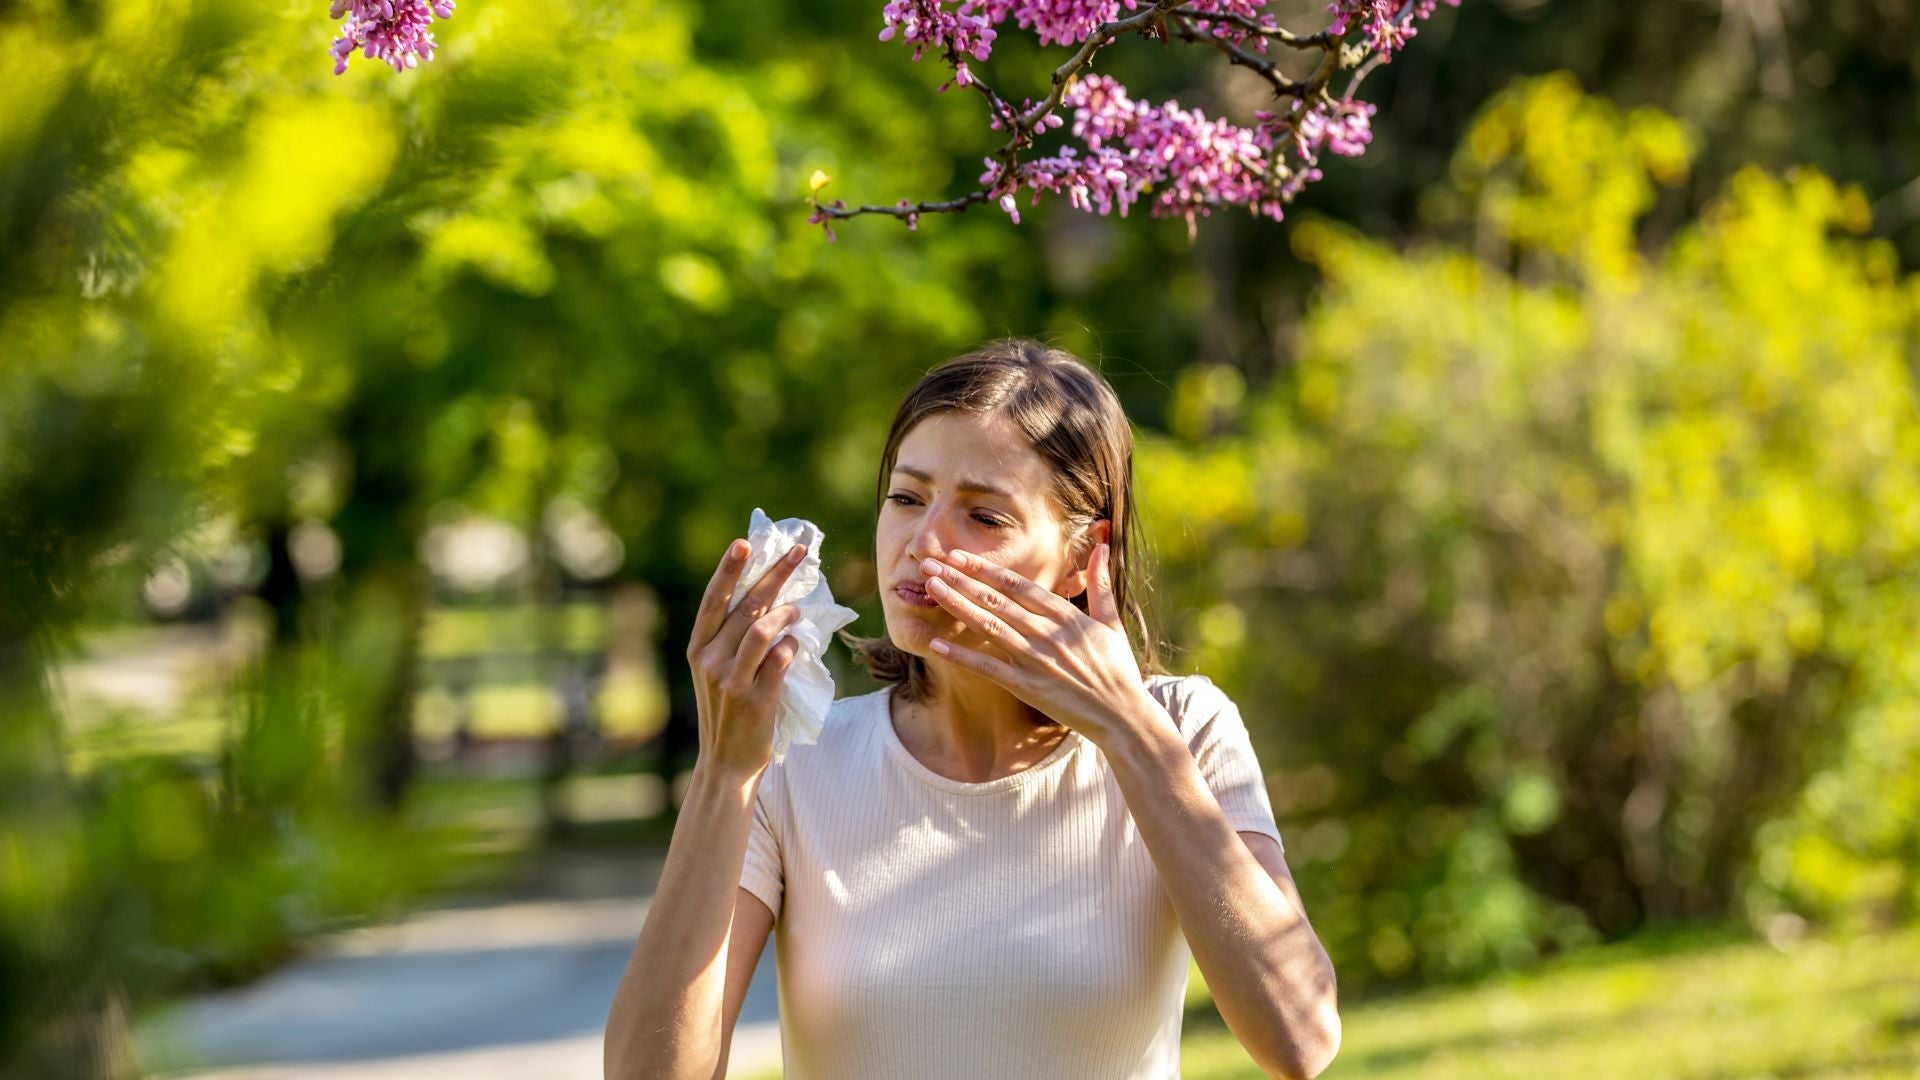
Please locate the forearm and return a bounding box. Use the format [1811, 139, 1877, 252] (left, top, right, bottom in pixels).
[604, 766, 758, 1080]
[1101, 700, 1340, 1079]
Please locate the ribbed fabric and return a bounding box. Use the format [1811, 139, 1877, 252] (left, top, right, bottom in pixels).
[738, 673, 1285, 1080]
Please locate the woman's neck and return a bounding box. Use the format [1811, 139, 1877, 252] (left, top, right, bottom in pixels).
[891, 666, 1071, 783]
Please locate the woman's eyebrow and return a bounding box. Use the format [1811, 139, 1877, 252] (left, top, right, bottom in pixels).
[891, 464, 1015, 500]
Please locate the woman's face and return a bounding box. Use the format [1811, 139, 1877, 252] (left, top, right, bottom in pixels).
[877, 411, 1084, 662]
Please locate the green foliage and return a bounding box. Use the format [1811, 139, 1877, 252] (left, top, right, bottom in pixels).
[1141, 73, 1920, 989]
[76, 754, 464, 993]
[0, 0, 1035, 1067]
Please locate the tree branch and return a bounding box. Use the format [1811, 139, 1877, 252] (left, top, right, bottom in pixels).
[1169, 7, 1338, 50]
[811, 0, 1447, 231]
[1168, 13, 1309, 100]
[816, 0, 1195, 226]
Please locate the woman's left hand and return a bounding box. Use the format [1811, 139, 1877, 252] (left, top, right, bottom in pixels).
[920, 543, 1159, 747]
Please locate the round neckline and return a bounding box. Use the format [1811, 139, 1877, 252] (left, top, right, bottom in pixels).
[877, 684, 1083, 795]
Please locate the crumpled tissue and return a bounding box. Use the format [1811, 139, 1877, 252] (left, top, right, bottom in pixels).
[726, 507, 860, 763]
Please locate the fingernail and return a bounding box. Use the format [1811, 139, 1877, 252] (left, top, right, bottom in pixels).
[729, 541, 745, 560]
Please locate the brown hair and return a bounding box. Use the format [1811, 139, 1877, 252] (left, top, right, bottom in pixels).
[837, 337, 1172, 704]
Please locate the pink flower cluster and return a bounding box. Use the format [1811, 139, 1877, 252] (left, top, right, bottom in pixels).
[1283, 95, 1375, 159]
[872, 0, 1292, 87]
[986, 75, 1269, 224]
[980, 74, 1378, 232]
[879, 0, 1455, 64]
[1327, 0, 1459, 61]
[977, 0, 1282, 51]
[841, 0, 1457, 235]
[986, 0, 1132, 49]
[879, 0, 1117, 61]
[329, 0, 454, 75]
[878, 0, 998, 88]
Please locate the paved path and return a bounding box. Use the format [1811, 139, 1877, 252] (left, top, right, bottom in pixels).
[135, 849, 782, 1079]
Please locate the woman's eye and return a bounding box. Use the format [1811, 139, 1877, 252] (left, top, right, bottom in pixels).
[886, 494, 1008, 530]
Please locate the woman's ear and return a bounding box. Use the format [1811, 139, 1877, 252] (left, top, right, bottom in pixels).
[1061, 519, 1112, 600]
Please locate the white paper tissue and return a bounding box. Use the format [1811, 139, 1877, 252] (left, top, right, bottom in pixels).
[726, 507, 860, 763]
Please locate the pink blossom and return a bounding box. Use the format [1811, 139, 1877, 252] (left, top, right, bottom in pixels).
[879, 0, 1291, 63]
[983, 0, 1126, 50]
[972, 78, 1391, 232]
[860, 0, 1457, 233]
[329, 0, 454, 75]
[807, 204, 843, 243]
[879, 1, 1000, 63]
[1293, 97, 1375, 158]
[982, 74, 1283, 235]
[1327, 0, 1458, 62]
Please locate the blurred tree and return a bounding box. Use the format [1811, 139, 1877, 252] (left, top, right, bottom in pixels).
[1341, 0, 1919, 262]
[2, 2, 291, 1072]
[0, 0, 1075, 1064]
[1140, 72, 1919, 990]
[0, 0, 1010, 1070]
[1061, 0, 1917, 382]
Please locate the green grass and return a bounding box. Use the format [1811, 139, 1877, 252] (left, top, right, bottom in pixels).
[746, 924, 1920, 1079]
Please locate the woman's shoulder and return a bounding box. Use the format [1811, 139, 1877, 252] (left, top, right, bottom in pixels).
[824, 684, 891, 737]
[773, 684, 891, 772]
[1142, 672, 1239, 742]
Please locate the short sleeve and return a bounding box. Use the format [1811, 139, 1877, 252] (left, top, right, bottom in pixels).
[1168, 675, 1285, 854]
[738, 763, 786, 920]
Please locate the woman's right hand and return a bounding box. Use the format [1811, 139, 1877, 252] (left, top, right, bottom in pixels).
[685, 538, 810, 780]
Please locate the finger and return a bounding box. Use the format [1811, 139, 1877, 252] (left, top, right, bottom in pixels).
[717, 542, 809, 655]
[1089, 542, 1121, 629]
[940, 550, 1072, 625]
[755, 633, 803, 692]
[739, 543, 809, 617]
[689, 538, 752, 657]
[733, 603, 802, 693]
[929, 635, 1018, 685]
[924, 573, 1027, 658]
[925, 557, 1047, 638]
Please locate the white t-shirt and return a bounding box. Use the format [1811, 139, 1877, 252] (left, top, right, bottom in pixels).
[739, 672, 1285, 1079]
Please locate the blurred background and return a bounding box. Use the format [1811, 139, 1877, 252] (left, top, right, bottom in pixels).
[2, 0, 1916, 1077]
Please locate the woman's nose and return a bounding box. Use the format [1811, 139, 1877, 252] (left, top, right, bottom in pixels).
[907, 508, 959, 563]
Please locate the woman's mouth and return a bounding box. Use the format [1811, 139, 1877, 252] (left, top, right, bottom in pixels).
[893, 583, 939, 608]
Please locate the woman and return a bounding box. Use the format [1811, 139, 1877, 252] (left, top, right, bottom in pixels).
[605, 339, 1340, 1079]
